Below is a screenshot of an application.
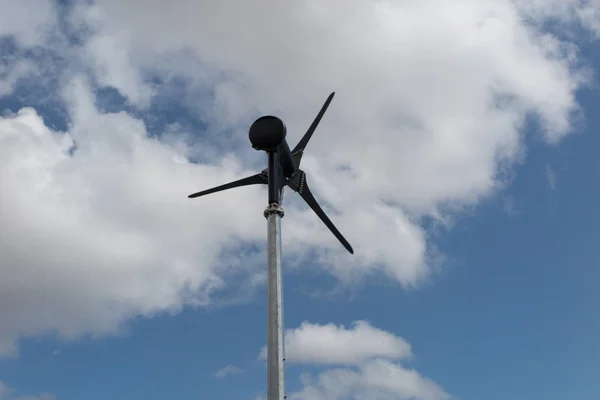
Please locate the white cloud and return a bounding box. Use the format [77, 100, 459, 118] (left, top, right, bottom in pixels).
[290, 360, 450, 400]
[0, 0, 57, 47]
[0, 0, 598, 354]
[515, 0, 600, 36]
[215, 364, 244, 379]
[260, 321, 449, 400]
[259, 321, 412, 365]
[73, 5, 154, 108]
[0, 59, 37, 97]
[0, 77, 269, 355]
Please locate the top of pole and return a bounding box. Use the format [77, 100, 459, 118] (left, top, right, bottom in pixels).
[264, 203, 284, 218]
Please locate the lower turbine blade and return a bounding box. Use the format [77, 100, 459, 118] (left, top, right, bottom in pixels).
[188, 172, 267, 198]
[290, 172, 354, 254]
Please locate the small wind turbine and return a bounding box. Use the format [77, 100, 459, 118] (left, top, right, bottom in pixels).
[188, 92, 353, 400]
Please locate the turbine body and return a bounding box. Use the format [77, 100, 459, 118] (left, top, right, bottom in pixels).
[249, 116, 287, 151]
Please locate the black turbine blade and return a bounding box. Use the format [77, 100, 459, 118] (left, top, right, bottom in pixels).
[288, 170, 353, 254]
[188, 172, 267, 198]
[291, 92, 335, 167]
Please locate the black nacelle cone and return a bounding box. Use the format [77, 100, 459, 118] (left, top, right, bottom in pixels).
[249, 116, 287, 151]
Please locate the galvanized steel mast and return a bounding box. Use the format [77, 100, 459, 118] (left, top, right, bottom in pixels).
[264, 151, 286, 400]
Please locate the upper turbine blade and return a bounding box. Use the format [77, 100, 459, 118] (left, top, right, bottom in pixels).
[291, 92, 335, 168]
[287, 170, 354, 254]
[188, 172, 267, 198]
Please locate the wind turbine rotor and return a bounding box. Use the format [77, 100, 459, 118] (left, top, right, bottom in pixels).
[188, 91, 353, 254]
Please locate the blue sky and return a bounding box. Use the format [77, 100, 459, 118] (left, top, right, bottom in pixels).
[0, 1, 599, 400]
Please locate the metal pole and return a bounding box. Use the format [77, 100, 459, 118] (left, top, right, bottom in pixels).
[264, 203, 285, 400]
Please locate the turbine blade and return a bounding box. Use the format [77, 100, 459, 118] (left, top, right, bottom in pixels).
[291, 92, 335, 167]
[288, 171, 354, 254]
[188, 172, 267, 198]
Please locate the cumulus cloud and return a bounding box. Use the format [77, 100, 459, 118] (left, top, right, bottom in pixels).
[59, 0, 595, 279]
[0, 0, 57, 47]
[0, 0, 598, 354]
[0, 77, 269, 355]
[0, 59, 37, 98]
[515, 0, 600, 35]
[259, 321, 412, 365]
[261, 321, 449, 400]
[290, 360, 450, 400]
